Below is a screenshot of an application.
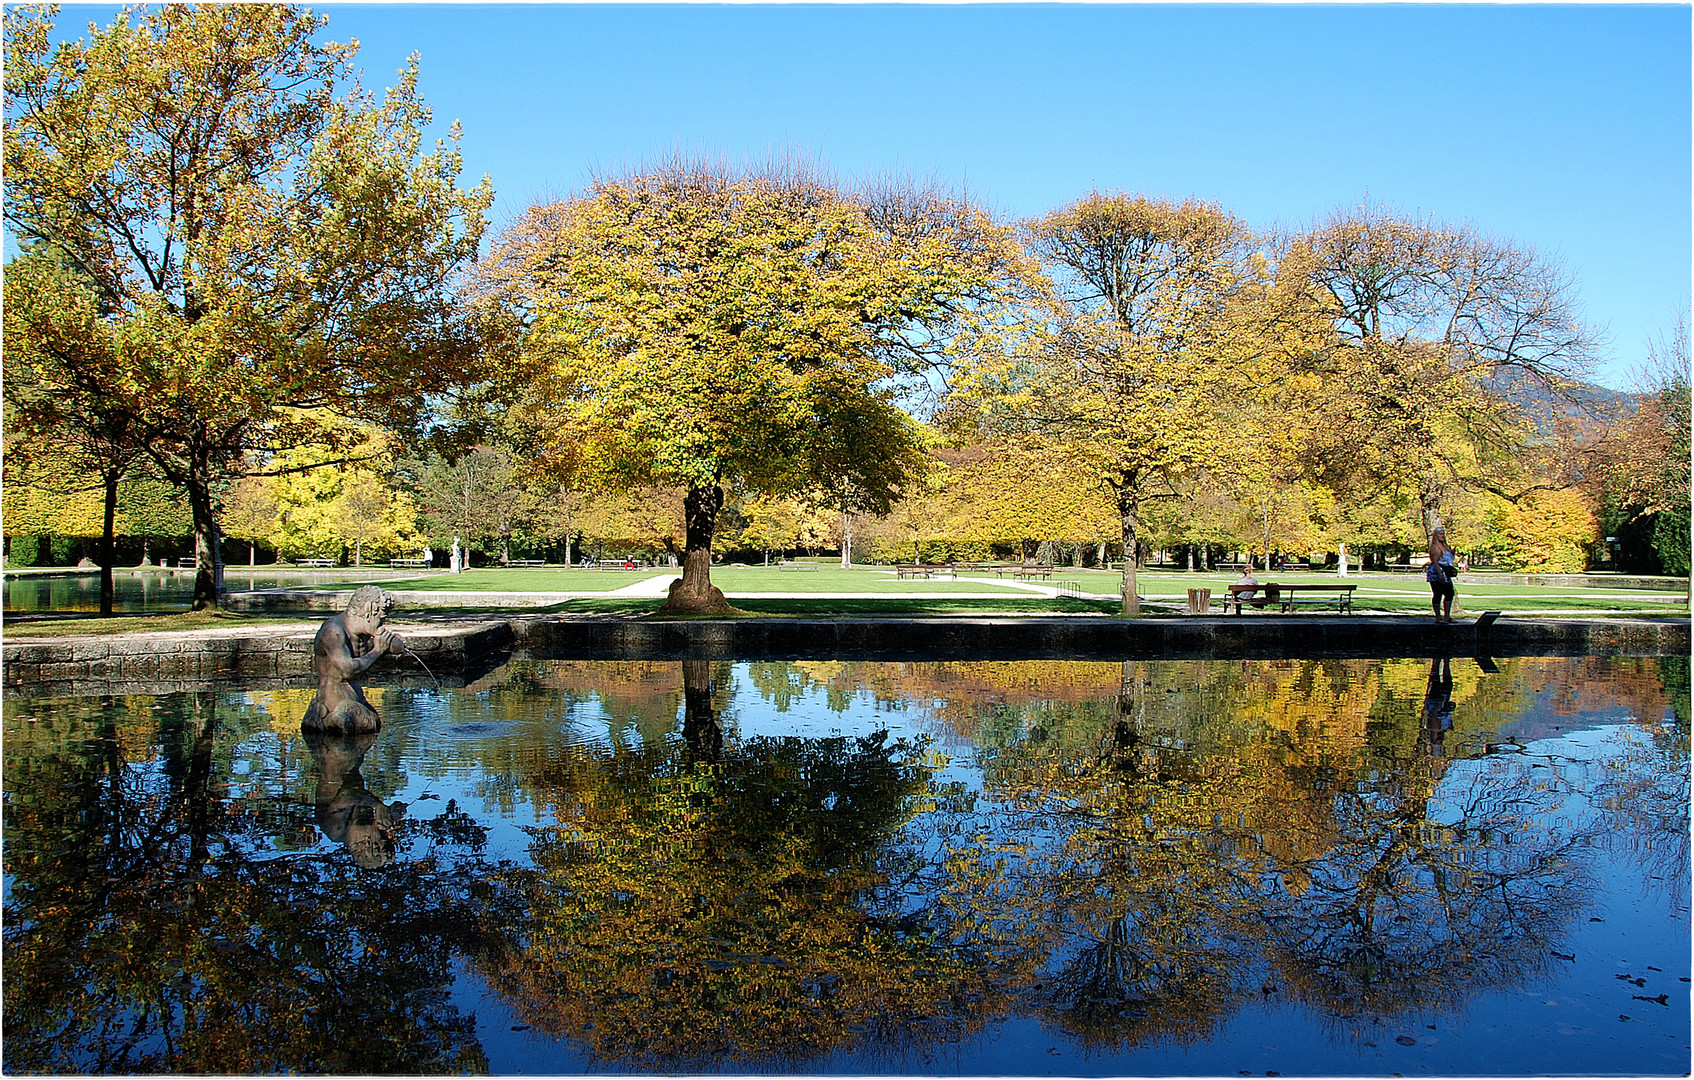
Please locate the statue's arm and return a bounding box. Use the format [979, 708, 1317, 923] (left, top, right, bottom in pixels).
[316, 621, 391, 679]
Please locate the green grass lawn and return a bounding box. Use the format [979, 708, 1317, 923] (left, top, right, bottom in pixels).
[279, 563, 1689, 614]
[1111, 570, 1687, 615]
[312, 565, 1043, 595]
[539, 595, 1124, 617]
[704, 565, 1040, 593]
[310, 568, 660, 592]
[82, 564, 1678, 621]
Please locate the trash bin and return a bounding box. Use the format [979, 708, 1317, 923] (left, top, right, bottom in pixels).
[1187, 587, 1212, 614]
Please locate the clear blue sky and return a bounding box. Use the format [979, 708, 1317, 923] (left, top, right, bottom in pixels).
[46, 3, 1694, 389]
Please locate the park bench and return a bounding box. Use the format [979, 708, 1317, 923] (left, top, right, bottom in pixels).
[1009, 563, 1055, 580]
[1224, 582, 1356, 614]
[507, 559, 544, 567]
[296, 557, 335, 568]
[777, 559, 817, 571]
[595, 559, 644, 570]
[175, 556, 197, 568]
[390, 557, 427, 568]
[896, 563, 956, 579]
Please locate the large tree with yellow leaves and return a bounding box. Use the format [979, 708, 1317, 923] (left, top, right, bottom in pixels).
[481, 160, 1026, 614]
[4, 4, 492, 607]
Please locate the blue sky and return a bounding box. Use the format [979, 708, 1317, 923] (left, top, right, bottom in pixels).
[43, 3, 1694, 389]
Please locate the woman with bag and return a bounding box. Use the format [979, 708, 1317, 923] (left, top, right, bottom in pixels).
[1425, 526, 1459, 623]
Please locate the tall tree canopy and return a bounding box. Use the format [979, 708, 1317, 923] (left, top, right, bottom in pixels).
[952, 192, 1261, 614]
[3, 3, 493, 607]
[482, 160, 1025, 613]
[1264, 204, 1597, 532]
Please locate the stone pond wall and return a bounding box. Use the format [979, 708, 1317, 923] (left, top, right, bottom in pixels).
[4, 615, 1687, 697]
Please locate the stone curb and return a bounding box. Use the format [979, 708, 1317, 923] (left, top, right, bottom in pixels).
[4, 620, 515, 694]
[4, 614, 1686, 694]
[509, 615, 1691, 660]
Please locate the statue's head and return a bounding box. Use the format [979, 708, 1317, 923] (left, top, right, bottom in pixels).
[345, 585, 395, 624]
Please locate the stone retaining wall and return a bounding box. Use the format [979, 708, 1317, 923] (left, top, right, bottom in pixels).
[5, 621, 514, 697]
[510, 615, 1690, 661]
[5, 615, 1685, 695]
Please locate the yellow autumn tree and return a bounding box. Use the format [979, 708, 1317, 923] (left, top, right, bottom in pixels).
[1495, 488, 1598, 572]
[1266, 204, 1597, 543]
[952, 193, 1264, 613]
[481, 159, 1027, 614]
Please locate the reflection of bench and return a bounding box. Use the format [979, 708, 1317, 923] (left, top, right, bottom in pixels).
[390, 557, 427, 568]
[1224, 583, 1356, 614]
[296, 557, 335, 568]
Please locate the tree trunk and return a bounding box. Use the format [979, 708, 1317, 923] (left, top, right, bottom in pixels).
[1261, 494, 1274, 576]
[840, 511, 853, 569]
[99, 467, 119, 615]
[660, 484, 733, 616]
[184, 472, 224, 611]
[1114, 476, 1141, 617]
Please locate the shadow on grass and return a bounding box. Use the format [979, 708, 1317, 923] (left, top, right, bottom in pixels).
[1, 609, 317, 637]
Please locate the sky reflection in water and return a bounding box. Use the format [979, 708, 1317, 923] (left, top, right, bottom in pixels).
[2, 655, 1688, 1075]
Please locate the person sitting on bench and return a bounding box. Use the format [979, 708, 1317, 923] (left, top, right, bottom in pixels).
[1233, 566, 1260, 601]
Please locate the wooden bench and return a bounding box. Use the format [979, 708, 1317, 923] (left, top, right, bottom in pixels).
[296, 557, 335, 568]
[887, 568, 955, 582]
[1224, 582, 1356, 614]
[507, 559, 544, 567]
[1009, 563, 1054, 580]
[777, 560, 817, 571]
[175, 556, 197, 568]
[594, 559, 644, 570]
[390, 557, 427, 568]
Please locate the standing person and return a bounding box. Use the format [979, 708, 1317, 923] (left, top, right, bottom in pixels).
[422, 544, 434, 570]
[1425, 525, 1458, 623]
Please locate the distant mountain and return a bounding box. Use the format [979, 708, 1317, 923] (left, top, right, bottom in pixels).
[1484, 368, 1641, 434]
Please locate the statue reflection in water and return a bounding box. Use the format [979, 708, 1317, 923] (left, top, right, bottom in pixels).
[304, 730, 406, 868]
[300, 585, 406, 866]
[302, 585, 401, 735]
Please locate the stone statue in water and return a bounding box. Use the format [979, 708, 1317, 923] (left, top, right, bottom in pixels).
[301, 585, 402, 735]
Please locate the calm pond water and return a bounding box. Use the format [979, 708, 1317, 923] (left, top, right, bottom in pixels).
[3, 569, 398, 614]
[3, 655, 1688, 1076]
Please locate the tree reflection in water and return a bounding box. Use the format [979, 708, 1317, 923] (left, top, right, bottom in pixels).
[1, 654, 1684, 1073]
[930, 657, 1631, 1049]
[471, 659, 1015, 1070]
[1, 693, 494, 1074]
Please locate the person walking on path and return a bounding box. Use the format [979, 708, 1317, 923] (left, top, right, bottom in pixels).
[1425, 526, 1459, 623]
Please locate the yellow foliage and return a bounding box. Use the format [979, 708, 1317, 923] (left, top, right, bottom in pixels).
[1497, 489, 1598, 572]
